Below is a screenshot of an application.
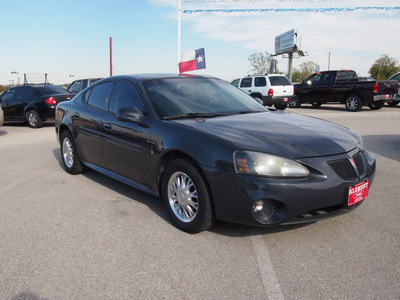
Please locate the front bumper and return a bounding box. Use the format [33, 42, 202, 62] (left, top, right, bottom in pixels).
[205, 148, 376, 227]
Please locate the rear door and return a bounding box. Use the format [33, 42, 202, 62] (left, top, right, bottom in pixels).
[74, 81, 114, 168]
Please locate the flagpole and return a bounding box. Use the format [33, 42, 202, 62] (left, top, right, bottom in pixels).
[178, 0, 182, 72]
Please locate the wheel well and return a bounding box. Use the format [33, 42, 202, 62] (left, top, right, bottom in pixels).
[250, 93, 263, 99]
[157, 151, 214, 206]
[58, 124, 70, 140]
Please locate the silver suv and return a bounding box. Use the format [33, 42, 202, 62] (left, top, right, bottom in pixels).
[232, 74, 293, 110]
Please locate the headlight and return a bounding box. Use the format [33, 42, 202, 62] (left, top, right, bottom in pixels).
[234, 151, 310, 178]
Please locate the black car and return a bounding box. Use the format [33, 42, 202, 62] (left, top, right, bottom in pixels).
[55, 74, 376, 233]
[0, 85, 74, 128]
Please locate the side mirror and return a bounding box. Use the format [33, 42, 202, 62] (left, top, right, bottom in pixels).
[306, 80, 312, 86]
[116, 107, 150, 128]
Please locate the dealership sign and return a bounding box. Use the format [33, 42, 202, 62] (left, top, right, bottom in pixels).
[275, 29, 301, 55]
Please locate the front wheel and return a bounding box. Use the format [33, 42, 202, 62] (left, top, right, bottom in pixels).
[162, 159, 216, 233]
[345, 95, 363, 112]
[60, 131, 85, 174]
[368, 100, 384, 110]
[289, 95, 301, 108]
[26, 110, 43, 128]
[274, 103, 287, 110]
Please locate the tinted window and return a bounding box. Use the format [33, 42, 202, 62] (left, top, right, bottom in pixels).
[390, 73, 400, 81]
[37, 85, 70, 95]
[87, 81, 114, 110]
[16, 87, 37, 100]
[254, 77, 266, 87]
[337, 71, 357, 81]
[269, 76, 291, 86]
[231, 79, 240, 87]
[68, 81, 83, 93]
[143, 77, 265, 119]
[108, 81, 144, 114]
[240, 78, 252, 88]
[1, 88, 16, 101]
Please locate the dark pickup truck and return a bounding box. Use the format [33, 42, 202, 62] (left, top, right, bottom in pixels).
[289, 70, 398, 111]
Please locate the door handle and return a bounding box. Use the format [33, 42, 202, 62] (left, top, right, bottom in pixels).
[73, 112, 80, 118]
[103, 123, 112, 129]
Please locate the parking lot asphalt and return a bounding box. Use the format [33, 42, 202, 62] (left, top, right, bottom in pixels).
[0, 104, 399, 300]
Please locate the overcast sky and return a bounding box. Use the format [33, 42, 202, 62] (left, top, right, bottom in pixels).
[1, 0, 399, 85]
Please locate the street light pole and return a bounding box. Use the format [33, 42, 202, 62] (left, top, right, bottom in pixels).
[178, 0, 182, 70]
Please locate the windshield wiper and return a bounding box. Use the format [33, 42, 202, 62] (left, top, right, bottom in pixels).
[163, 113, 225, 120]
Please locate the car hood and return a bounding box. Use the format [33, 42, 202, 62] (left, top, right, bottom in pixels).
[173, 111, 360, 158]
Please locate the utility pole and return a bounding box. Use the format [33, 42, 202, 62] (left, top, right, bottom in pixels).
[328, 52, 331, 70]
[178, 0, 182, 70]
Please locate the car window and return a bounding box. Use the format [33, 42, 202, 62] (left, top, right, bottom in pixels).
[16, 87, 39, 100]
[254, 77, 267, 87]
[38, 85, 69, 95]
[68, 81, 83, 93]
[1, 88, 17, 102]
[308, 73, 322, 85]
[269, 76, 291, 86]
[240, 78, 252, 88]
[86, 81, 114, 110]
[390, 73, 400, 81]
[108, 81, 145, 114]
[231, 79, 240, 87]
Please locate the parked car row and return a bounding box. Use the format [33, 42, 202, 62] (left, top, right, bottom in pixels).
[0, 78, 100, 128]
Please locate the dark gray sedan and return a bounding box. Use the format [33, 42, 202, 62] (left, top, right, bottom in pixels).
[55, 74, 376, 233]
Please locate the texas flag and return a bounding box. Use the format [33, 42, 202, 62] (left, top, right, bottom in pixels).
[179, 48, 206, 73]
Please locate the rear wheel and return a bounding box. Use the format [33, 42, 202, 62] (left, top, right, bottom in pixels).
[368, 100, 385, 110]
[387, 101, 399, 107]
[26, 110, 43, 128]
[60, 131, 85, 174]
[311, 102, 322, 107]
[162, 159, 216, 233]
[274, 103, 287, 110]
[345, 95, 363, 112]
[289, 95, 301, 108]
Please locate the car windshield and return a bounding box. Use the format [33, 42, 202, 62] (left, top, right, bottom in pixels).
[143, 77, 266, 119]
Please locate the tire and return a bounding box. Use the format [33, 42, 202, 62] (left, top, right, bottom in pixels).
[60, 131, 85, 174]
[162, 159, 216, 233]
[26, 110, 43, 128]
[368, 100, 385, 110]
[345, 95, 363, 112]
[311, 102, 322, 107]
[274, 103, 287, 110]
[387, 101, 399, 107]
[289, 95, 301, 108]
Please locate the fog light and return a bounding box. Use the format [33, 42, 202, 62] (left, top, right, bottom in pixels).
[252, 200, 275, 224]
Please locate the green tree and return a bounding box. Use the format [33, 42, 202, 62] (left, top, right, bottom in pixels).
[248, 52, 278, 75]
[291, 61, 319, 83]
[369, 55, 400, 80]
[0, 84, 6, 93]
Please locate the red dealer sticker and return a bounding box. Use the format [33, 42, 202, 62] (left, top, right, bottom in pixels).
[348, 180, 369, 206]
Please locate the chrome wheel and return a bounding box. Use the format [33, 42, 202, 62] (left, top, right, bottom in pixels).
[167, 171, 199, 223]
[345, 95, 362, 111]
[62, 137, 74, 169]
[28, 112, 37, 127]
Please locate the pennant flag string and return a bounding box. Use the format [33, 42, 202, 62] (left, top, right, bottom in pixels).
[183, 6, 400, 13]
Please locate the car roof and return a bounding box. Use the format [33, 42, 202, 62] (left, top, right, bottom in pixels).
[96, 74, 215, 84]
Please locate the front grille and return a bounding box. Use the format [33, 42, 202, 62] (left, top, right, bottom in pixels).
[328, 151, 365, 180]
